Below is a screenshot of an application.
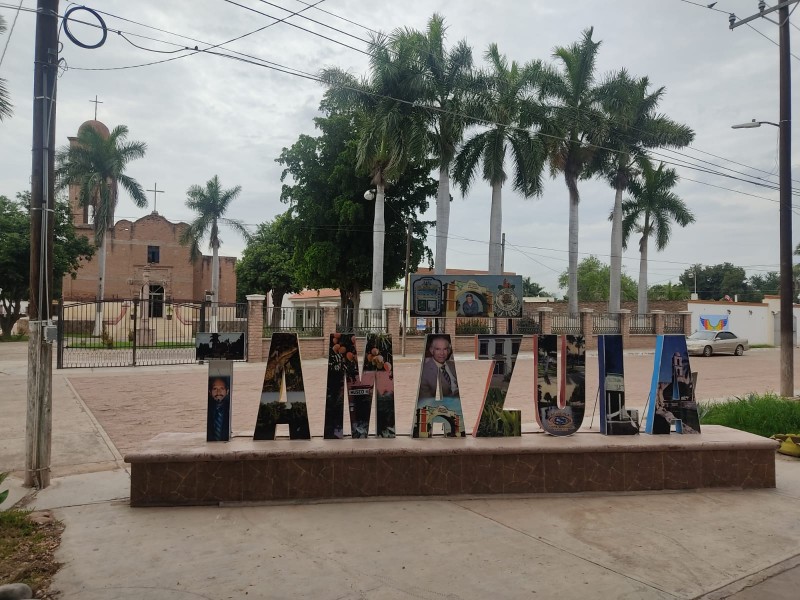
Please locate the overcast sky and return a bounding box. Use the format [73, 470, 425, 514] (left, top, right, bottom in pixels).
[1, 0, 798, 297]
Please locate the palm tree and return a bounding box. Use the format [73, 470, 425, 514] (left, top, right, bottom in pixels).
[621, 158, 695, 313]
[597, 70, 694, 312]
[56, 124, 147, 334]
[395, 14, 472, 274]
[320, 33, 428, 311]
[540, 28, 605, 314]
[180, 175, 249, 332]
[0, 15, 12, 121]
[453, 44, 546, 274]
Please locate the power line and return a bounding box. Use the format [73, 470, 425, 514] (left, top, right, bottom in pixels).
[0, 0, 24, 68]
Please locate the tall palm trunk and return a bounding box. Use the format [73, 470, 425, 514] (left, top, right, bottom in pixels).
[211, 240, 220, 333]
[434, 166, 451, 275]
[566, 173, 580, 315]
[488, 181, 503, 274]
[371, 181, 385, 312]
[637, 234, 649, 313]
[93, 235, 108, 336]
[609, 178, 625, 313]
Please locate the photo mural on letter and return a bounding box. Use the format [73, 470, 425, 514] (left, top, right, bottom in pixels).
[534, 334, 586, 436]
[253, 332, 311, 440]
[206, 361, 233, 442]
[597, 335, 639, 435]
[323, 332, 396, 439]
[358, 333, 396, 438]
[645, 335, 700, 435]
[472, 334, 522, 437]
[413, 333, 466, 438]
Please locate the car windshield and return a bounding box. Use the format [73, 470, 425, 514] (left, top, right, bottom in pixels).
[688, 331, 716, 340]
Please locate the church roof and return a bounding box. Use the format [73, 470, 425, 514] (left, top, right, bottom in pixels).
[78, 119, 110, 138]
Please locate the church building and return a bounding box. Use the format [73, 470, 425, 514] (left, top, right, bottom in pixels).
[61, 120, 237, 305]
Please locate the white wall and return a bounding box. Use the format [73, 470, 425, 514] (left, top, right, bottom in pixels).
[687, 300, 800, 346]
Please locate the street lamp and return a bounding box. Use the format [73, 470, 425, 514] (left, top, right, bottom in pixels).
[689, 269, 698, 300]
[732, 115, 793, 397]
[731, 118, 780, 129]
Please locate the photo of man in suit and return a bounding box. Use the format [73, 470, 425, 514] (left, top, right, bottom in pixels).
[459, 293, 481, 317]
[418, 334, 459, 400]
[207, 376, 231, 442]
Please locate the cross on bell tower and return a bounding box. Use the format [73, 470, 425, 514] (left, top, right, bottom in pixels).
[146, 183, 164, 215]
[89, 95, 103, 120]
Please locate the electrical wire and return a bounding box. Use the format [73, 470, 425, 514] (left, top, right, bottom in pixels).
[0, 0, 23, 68]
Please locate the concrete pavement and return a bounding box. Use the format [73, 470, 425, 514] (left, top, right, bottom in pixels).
[1, 341, 799, 599]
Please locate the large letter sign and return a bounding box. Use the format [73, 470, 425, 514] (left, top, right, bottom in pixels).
[645, 335, 701, 435]
[253, 333, 311, 440]
[597, 335, 639, 435]
[472, 334, 522, 437]
[413, 334, 466, 438]
[534, 334, 586, 436]
[323, 332, 396, 439]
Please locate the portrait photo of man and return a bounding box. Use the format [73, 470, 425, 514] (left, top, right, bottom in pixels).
[207, 376, 232, 442]
[459, 293, 482, 317]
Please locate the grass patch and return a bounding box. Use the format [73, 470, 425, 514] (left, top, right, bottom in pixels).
[749, 344, 774, 349]
[0, 335, 28, 342]
[700, 392, 800, 438]
[0, 509, 63, 597]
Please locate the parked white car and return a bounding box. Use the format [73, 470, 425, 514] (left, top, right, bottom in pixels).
[686, 331, 749, 357]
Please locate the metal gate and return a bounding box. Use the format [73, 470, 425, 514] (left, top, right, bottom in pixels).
[57, 298, 247, 368]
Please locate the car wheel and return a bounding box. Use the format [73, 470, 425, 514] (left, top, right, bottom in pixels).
[735, 345, 744, 356]
[702, 346, 713, 357]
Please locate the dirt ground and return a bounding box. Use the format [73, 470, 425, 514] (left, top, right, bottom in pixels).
[67, 348, 788, 456]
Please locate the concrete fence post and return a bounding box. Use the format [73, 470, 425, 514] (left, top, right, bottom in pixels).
[538, 307, 553, 335]
[679, 311, 693, 336]
[246, 294, 266, 362]
[652, 309, 665, 335]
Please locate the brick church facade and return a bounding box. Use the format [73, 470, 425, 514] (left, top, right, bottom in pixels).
[61, 120, 237, 303]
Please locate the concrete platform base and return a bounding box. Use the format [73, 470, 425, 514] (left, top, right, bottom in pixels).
[124, 425, 778, 506]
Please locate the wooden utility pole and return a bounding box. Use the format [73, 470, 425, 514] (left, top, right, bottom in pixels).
[26, 0, 59, 488]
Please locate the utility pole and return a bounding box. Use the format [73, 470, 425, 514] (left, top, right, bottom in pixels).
[730, 1, 795, 398]
[26, 0, 59, 488]
[500, 233, 506, 274]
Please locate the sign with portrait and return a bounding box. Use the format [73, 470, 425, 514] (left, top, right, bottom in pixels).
[409, 274, 523, 318]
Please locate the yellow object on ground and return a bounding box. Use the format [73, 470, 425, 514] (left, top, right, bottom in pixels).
[771, 434, 800, 457]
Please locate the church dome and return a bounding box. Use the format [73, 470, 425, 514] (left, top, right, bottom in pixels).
[78, 119, 110, 138]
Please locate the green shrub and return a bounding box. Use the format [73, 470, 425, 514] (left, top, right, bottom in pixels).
[700, 393, 800, 438]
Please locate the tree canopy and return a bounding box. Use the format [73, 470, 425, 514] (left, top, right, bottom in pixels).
[277, 108, 435, 307]
[0, 192, 94, 339]
[558, 256, 637, 302]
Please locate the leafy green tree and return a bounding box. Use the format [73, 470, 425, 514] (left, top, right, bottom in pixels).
[596, 70, 694, 312]
[454, 44, 546, 274]
[55, 123, 147, 334]
[540, 28, 605, 314]
[0, 193, 94, 339]
[0, 16, 12, 121]
[647, 281, 690, 302]
[522, 276, 548, 297]
[679, 263, 748, 301]
[180, 175, 249, 331]
[236, 212, 302, 328]
[744, 272, 780, 302]
[321, 32, 429, 310]
[558, 256, 637, 302]
[396, 14, 472, 275]
[277, 108, 435, 316]
[622, 159, 694, 312]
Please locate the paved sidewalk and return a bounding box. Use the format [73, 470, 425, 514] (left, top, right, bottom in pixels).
[1, 342, 799, 599]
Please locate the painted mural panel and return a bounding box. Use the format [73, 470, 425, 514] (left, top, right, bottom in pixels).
[413, 334, 466, 438]
[409, 275, 523, 318]
[472, 334, 522, 437]
[206, 360, 233, 442]
[359, 333, 396, 438]
[645, 335, 701, 435]
[699, 314, 729, 331]
[253, 333, 311, 440]
[323, 332, 360, 439]
[534, 334, 586, 436]
[597, 335, 639, 435]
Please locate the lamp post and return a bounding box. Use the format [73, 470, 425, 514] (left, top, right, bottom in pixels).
[731, 117, 793, 397]
[689, 268, 698, 300]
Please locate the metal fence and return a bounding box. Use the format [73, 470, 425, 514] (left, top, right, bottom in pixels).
[630, 313, 655, 335]
[264, 306, 323, 337]
[337, 308, 388, 334]
[57, 298, 246, 368]
[593, 313, 621, 335]
[664, 313, 685, 334]
[552, 313, 582, 335]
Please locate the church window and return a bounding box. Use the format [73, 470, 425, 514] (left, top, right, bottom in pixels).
[147, 245, 160, 264]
